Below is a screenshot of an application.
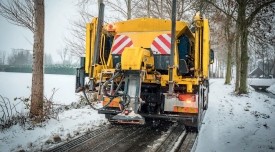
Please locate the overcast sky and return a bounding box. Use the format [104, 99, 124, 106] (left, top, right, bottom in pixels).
[0, 0, 127, 63]
[0, 0, 80, 62]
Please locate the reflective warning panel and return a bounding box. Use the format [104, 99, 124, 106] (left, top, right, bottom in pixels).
[111, 35, 133, 54]
[151, 34, 171, 54]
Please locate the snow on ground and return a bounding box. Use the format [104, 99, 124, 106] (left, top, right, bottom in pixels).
[0, 72, 79, 115]
[248, 78, 275, 87]
[1, 72, 275, 151]
[0, 106, 107, 151]
[0, 72, 107, 151]
[196, 79, 275, 152]
[0, 72, 78, 105]
[267, 84, 275, 94]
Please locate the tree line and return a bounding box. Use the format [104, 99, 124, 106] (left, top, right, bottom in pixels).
[70, 0, 275, 94]
[0, 48, 76, 66]
[0, 49, 76, 75]
[0, 49, 52, 65]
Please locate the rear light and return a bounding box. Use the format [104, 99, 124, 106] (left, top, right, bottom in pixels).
[178, 94, 196, 102]
[124, 110, 129, 115]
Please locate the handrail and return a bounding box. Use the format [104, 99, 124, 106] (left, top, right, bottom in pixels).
[100, 34, 107, 69]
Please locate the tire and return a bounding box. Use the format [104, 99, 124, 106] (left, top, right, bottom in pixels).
[203, 86, 209, 110]
[196, 85, 203, 132]
[203, 80, 209, 110]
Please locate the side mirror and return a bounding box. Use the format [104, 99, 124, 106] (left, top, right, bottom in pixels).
[210, 49, 214, 64]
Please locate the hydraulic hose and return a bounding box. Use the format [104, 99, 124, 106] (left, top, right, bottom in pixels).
[82, 71, 124, 110]
[101, 72, 123, 98]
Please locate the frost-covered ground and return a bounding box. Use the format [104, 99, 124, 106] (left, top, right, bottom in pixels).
[0, 107, 106, 151]
[248, 78, 275, 94]
[1, 72, 275, 151]
[267, 84, 275, 94]
[0, 72, 107, 151]
[196, 79, 275, 152]
[248, 78, 275, 87]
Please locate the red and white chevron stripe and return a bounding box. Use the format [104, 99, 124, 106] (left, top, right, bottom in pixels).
[111, 35, 133, 54]
[151, 34, 171, 54]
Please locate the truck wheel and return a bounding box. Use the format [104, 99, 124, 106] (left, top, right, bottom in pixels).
[203, 80, 209, 110]
[196, 85, 203, 132]
[203, 87, 209, 110]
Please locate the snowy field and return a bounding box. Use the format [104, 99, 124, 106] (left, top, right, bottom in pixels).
[0, 72, 79, 105]
[0, 72, 275, 151]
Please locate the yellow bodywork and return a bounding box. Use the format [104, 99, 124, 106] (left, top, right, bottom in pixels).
[113, 18, 192, 36]
[85, 18, 96, 74]
[109, 18, 194, 48]
[202, 19, 210, 78]
[194, 12, 210, 79]
[121, 47, 154, 71]
[85, 13, 210, 93]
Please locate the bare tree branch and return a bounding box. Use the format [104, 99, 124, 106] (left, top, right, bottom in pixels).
[0, 0, 34, 32]
[247, 0, 275, 25]
[205, 0, 237, 22]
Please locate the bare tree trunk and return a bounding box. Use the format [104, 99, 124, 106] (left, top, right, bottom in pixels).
[215, 58, 218, 78]
[272, 57, 275, 77]
[234, 12, 241, 92]
[30, 0, 44, 121]
[262, 49, 265, 77]
[267, 58, 270, 76]
[221, 60, 223, 78]
[234, 38, 240, 92]
[225, 46, 232, 83]
[238, 3, 249, 94]
[239, 29, 249, 93]
[217, 60, 220, 78]
[225, 20, 233, 84]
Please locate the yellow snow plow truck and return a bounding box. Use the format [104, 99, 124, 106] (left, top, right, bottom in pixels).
[75, 3, 214, 131]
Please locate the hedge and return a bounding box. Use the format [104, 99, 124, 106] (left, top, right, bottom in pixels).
[0, 65, 76, 75]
